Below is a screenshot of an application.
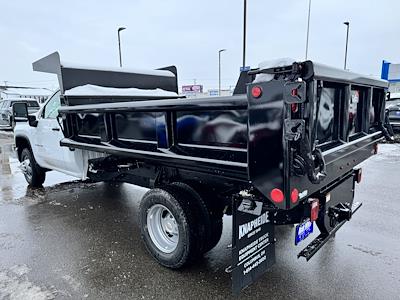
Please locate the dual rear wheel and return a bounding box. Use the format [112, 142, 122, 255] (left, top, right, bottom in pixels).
[139, 183, 223, 268]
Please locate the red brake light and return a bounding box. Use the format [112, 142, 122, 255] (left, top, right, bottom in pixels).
[251, 86, 263, 98]
[291, 188, 299, 203]
[270, 188, 284, 203]
[310, 199, 319, 222]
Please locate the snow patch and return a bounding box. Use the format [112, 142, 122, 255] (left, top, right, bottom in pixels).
[254, 58, 296, 83]
[64, 84, 178, 97]
[0, 265, 55, 300]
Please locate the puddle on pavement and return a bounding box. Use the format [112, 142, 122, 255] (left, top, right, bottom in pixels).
[0, 136, 77, 204]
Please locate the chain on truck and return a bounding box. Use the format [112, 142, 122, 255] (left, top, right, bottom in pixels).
[12, 52, 392, 294]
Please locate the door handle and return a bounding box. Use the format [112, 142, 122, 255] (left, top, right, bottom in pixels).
[51, 127, 60, 131]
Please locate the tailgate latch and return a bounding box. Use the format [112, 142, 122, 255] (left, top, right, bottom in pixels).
[284, 81, 307, 104]
[284, 119, 305, 141]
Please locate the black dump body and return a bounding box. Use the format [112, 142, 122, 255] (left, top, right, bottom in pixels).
[33, 53, 388, 211]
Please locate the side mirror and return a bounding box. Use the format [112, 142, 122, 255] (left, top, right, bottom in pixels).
[12, 102, 38, 127]
[12, 102, 28, 122]
[28, 115, 38, 127]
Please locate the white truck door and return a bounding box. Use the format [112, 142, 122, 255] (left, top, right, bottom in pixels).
[35, 91, 66, 171]
[36, 91, 86, 178]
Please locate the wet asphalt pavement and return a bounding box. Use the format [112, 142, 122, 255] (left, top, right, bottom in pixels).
[0, 131, 400, 300]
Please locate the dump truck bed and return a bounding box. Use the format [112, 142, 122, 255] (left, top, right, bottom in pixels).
[33, 52, 388, 210]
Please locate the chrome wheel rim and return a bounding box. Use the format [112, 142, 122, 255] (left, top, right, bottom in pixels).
[21, 155, 32, 183]
[147, 204, 179, 253]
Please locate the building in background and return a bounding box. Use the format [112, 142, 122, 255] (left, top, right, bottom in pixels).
[381, 60, 400, 93]
[182, 85, 204, 98]
[207, 89, 232, 97]
[181, 84, 233, 98]
[0, 86, 53, 103]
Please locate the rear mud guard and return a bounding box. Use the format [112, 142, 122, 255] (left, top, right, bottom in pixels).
[231, 194, 276, 295]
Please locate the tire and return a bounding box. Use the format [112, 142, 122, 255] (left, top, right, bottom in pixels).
[20, 148, 46, 187]
[139, 185, 203, 269]
[172, 182, 223, 252]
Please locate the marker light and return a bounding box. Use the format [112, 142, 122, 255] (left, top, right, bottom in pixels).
[291, 188, 299, 203]
[251, 86, 263, 98]
[310, 199, 319, 222]
[270, 188, 284, 203]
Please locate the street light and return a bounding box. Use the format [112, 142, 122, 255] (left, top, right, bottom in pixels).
[305, 0, 312, 60]
[242, 0, 247, 68]
[117, 27, 126, 67]
[219, 49, 226, 96]
[343, 22, 350, 70]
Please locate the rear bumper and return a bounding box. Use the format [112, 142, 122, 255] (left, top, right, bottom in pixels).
[298, 201, 362, 260]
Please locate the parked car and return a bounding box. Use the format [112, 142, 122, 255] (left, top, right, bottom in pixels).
[0, 98, 40, 129]
[386, 93, 400, 131]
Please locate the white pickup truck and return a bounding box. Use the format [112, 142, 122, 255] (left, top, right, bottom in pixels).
[13, 90, 101, 186]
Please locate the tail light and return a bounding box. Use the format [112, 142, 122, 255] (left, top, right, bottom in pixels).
[270, 188, 284, 203]
[310, 199, 319, 222]
[291, 188, 299, 203]
[251, 86, 263, 98]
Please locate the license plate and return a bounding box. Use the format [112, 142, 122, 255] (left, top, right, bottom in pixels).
[295, 220, 313, 245]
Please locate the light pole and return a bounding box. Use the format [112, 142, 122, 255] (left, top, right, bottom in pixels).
[343, 22, 350, 70]
[305, 0, 312, 59]
[117, 27, 126, 67]
[242, 0, 247, 68]
[219, 49, 226, 96]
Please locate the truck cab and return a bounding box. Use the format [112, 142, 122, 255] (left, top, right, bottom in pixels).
[14, 90, 87, 185]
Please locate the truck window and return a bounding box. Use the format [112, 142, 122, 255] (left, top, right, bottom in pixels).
[43, 91, 61, 119]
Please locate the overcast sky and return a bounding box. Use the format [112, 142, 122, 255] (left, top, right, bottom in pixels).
[0, 0, 399, 91]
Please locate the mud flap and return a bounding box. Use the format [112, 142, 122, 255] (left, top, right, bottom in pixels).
[231, 196, 276, 295]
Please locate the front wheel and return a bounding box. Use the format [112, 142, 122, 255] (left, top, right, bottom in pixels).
[20, 148, 46, 187]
